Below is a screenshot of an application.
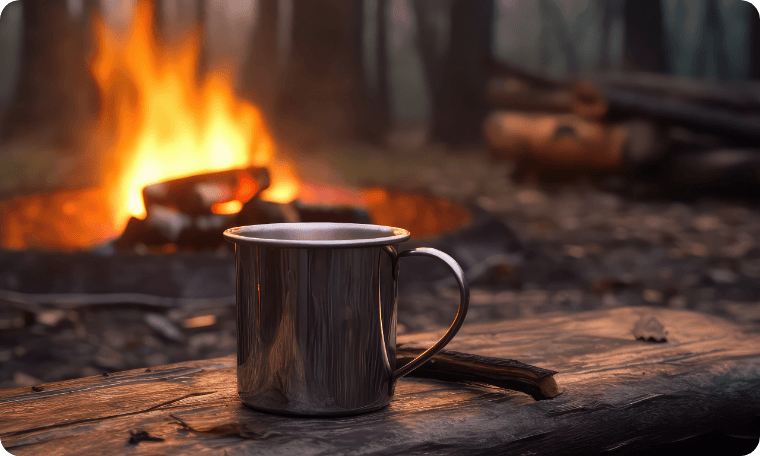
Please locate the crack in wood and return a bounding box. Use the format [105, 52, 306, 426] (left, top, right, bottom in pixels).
[0, 367, 208, 404]
[2, 391, 217, 442]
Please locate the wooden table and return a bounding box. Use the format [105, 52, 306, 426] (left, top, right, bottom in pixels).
[1, 307, 759, 455]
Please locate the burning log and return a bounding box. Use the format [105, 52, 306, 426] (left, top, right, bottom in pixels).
[142, 166, 270, 217]
[235, 198, 300, 226]
[293, 200, 372, 225]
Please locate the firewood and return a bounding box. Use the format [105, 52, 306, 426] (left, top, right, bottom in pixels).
[587, 71, 760, 113]
[234, 199, 300, 227]
[486, 78, 574, 113]
[667, 148, 760, 191]
[142, 167, 270, 217]
[484, 111, 629, 171]
[397, 346, 560, 400]
[293, 200, 372, 225]
[572, 83, 760, 146]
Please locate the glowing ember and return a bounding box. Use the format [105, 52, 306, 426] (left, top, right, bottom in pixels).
[91, 0, 299, 228]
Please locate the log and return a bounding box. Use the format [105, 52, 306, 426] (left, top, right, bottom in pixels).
[573, 83, 760, 146]
[486, 78, 574, 113]
[666, 148, 760, 192]
[487, 58, 760, 113]
[484, 111, 629, 170]
[588, 71, 760, 113]
[1, 308, 759, 455]
[293, 200, 372, 225]
[142, 167, 270, 217]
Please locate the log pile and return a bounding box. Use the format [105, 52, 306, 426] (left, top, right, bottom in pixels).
[114, 167, 371, 252]
[484, 61, 760, 190]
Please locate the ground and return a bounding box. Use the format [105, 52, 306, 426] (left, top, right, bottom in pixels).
[1, 138, 759, 388]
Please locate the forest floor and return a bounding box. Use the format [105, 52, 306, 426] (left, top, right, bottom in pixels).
[1, 137, 759, 389]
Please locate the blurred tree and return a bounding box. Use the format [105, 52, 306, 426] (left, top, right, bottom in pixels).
[598, 0, 623, 71]
[274, 0, 380, 146]
[539, 0, 579, 74]
[751, 3, 760, 79]
[694, 0, 730, 79]
[154, 0, 166, 41]
[411, 0, 450, 143]
[376, 0, 391, 132]
[415, 0, 493, 145]
[195, 0, 208, 79]
[2, 0, 99, 147]
[240, 0, 279, 123]
[622, 0, 669, 73]
[444, 0, 494, 145]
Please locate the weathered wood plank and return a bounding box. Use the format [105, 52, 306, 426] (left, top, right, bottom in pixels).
[1, 307, 759, 455]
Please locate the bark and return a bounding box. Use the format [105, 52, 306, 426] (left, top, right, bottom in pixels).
[274, 0, 379, 145]
[622, 0, 669, 73]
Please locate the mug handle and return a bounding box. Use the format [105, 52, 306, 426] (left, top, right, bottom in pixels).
[390, 247, 470, 380]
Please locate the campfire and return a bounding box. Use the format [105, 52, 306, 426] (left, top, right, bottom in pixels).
[0, 1, 470, 252]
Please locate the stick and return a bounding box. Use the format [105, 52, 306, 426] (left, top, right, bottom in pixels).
[398, 345, 561, 400]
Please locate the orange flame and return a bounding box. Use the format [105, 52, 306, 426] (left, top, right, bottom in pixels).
[91, 1, 299, 230]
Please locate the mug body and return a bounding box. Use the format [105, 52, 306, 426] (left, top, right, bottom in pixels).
[228, 224, 408, 416]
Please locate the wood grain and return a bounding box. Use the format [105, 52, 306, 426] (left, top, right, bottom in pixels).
[1, 307, 759, 455]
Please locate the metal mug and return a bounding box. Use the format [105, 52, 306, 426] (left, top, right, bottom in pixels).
[223, 222, 469, 416]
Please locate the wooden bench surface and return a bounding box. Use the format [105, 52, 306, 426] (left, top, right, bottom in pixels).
[1, 307, 759, 455]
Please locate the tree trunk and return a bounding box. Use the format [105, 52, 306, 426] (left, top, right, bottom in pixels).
[598, 0, 623, 71]
[412, 0, 451, 144]
[747, 1, 760, 79]
[2, 0, 98, 147]
[196, 0, 208, 80]
[622, 0, 669, 73]
[154, 0, 166, 43]
[693, 0, 730, 79]
[443, 0, 494, 145]
[376, 0, 392, 132]
[274, 0, 378, 146]
[240, 0, 279, 124]
[538, 0, 579, 74]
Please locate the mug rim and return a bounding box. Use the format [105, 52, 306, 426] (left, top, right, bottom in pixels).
[223, 222, 411, 248]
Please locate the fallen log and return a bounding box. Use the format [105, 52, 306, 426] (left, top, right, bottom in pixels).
[1, 308, 758, 455]
[573, 83, 760, 146]
[587, 71, 760, 113]
[666, 148, 760, 192]
[487, 58, 760, 114]
[484, 111, 630, 170]
[486, 78, 574, 113]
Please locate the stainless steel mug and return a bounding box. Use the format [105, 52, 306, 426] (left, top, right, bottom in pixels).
[223, 222, 469, 416]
